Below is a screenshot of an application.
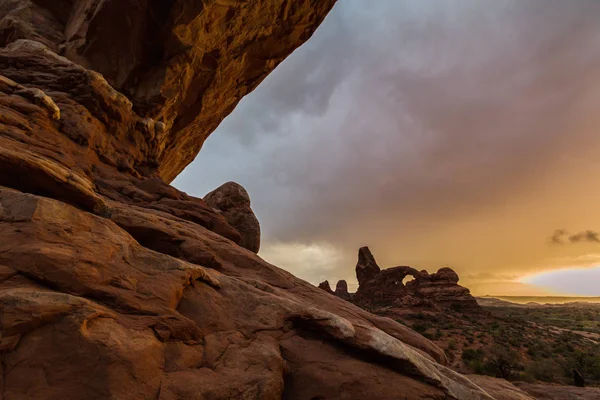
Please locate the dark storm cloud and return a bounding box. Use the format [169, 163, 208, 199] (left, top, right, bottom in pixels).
[549, 230, 568, 245]
[175, 0, 600, 288]
[569, 231, 600, 244]
[218, 6, 358, 146]
[241, 0, 600, 242]
[549, 230, 600, 245]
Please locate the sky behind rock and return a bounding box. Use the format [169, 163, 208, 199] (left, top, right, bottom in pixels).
[174, 0, 600, 295]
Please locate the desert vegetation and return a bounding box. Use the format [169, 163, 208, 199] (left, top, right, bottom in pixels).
[403, 304, 600, 386]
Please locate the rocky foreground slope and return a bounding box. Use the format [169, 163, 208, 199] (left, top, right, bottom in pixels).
[0, 1, 545, 399]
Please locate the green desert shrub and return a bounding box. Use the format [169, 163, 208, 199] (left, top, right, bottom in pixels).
[526, 360, 558, 382]
[462, 348, 485, 362]
[482, 346, 522, 380]
[412, 322, 429, 335]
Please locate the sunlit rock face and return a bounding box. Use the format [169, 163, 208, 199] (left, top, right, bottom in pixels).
[0, 1, 523, 399]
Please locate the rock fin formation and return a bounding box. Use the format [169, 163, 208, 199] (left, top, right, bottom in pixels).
[0, 1, 524, 399]
[325, 247, 480, 313]
[356, 245, 382, 286]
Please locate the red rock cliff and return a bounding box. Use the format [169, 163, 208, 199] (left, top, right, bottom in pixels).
[0, 1, 515, 399]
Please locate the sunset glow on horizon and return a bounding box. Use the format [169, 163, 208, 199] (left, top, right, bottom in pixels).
[520, 265, 600, 296]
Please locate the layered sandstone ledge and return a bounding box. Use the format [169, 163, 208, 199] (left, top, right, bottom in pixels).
[0, 1, 532, 399]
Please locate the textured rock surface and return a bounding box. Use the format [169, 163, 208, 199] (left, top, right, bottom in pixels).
[204, 181, 261, 253]
[514, 383, 600, 400]
[0, 1, 521, 399]
[0, 186, 507, 399]
[467, 376, 535, 400]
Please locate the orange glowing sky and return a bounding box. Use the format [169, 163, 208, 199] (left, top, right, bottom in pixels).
[175, 0, 600, 296]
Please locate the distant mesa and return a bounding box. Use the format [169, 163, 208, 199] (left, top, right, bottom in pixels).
[320, 246, 480, 313]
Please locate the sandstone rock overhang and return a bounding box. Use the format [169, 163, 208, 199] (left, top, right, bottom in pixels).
[1, 0, 338, 182]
